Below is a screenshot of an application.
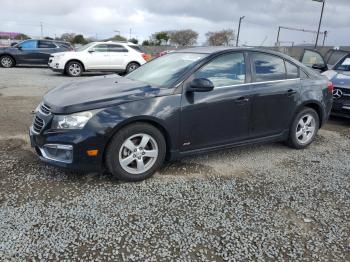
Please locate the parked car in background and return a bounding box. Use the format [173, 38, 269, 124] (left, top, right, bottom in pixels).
[30, 47, 333, 181]
[0, 39, 73, 68]
[48, 41, 149, 77]
[322, 50, 350, 118]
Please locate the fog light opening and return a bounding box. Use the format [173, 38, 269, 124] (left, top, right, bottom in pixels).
[40, 144, 73, 163]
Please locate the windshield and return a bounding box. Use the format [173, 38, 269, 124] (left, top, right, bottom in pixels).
[126, 52, 207, 88]
[76, 42, 95, 51]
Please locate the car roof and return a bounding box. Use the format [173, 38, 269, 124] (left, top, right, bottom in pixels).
[174, 46, 295, 59]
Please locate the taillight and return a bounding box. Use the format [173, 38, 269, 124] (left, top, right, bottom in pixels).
[141, 53, 151, 61]
[327, 81, 334, 93]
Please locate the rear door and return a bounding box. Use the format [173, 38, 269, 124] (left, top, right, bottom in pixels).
[108, 44, 129, 70]
[248, 52, 300, 138]
[86, 44, 110, 69]
[37, 40, 58, 64]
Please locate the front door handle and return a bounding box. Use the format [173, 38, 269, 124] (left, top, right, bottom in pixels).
[287, 89, 297, 96]
[235, 96, 249, 103]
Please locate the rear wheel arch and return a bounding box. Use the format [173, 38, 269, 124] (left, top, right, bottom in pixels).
[295, 101, 324, 128]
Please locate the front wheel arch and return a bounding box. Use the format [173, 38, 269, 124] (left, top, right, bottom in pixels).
[64, 59, 85, 72]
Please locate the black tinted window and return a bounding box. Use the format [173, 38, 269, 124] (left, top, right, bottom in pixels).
[285, 61, 299, 79]
[108, 44, 128, 52]
[38, 41, 56, 48]
[93, 44, 108, 52]
[194, 52, 246, 87]
[252, 53, 286, 81]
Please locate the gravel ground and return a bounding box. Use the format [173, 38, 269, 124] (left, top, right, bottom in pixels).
[0, 68, 349, 261]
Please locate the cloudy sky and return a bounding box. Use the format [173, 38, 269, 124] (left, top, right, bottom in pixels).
[1, 0, 350, 46]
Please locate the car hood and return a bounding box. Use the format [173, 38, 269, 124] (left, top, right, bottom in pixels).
[322, 70, 350, 89]
[44, 74, 172, 114]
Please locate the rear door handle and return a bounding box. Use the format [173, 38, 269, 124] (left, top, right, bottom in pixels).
[287, 89, 297, 96]
[235, 96, 249, 103]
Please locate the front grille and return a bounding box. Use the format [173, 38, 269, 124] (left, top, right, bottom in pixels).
[33, 116, 44, 133]
[40, 103, 51, 115]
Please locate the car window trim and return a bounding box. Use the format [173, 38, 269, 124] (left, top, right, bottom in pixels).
[38, 40, 59, 49]
[214, 77, 301, 89]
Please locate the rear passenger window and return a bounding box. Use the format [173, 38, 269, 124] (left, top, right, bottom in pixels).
[92, 44, 109, 52]
[38, 41, 56, 48]
[252, 53, 286, 81]
[285, 61, 299, 79]
[108, 44, 128, 52]
[194, 52, 246, 87]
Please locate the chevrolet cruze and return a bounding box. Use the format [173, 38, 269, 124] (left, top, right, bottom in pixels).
[30, 47, 333, 181]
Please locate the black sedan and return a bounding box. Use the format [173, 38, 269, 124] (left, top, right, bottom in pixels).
[322, 51, 350, 118]
[0, 39, 73, 67]
[29, 47, 333, 181]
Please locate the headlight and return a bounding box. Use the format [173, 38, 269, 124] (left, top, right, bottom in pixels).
[54, 53, 65, 59]
[51, 111, 96, 129]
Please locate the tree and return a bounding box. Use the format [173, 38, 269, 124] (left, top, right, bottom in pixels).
[206, 29, 235, 46]
[14, 33, 31, 40]
[169, 29, 198, 46]
[60, 33, 76, 43]
[153, 31, 169, 45]
[110, 34, 127, 41]
[73, 34, 87, 44]
[142, 40, 150, 46]
[129, 38, 138, 44]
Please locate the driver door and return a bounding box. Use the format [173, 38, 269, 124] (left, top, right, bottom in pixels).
[180, 52, 251, 151]
[86, 44, 110, 69]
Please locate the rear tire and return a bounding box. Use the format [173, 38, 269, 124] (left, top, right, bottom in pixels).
[126, 62, 140, 74]
[106, 123, 166, 181]
[287, 107, 319, 149]
[0, 55, 15, 68]
[65, 61, 83, 77]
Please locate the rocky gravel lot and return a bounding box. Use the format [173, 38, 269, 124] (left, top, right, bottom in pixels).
[0, 68, 349, 261]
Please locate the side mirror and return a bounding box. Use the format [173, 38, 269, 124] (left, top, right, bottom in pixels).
[187, 78, 214, 93]
[17, 45, 22, 50]
[312, 63, 328, 72]
[88, 49, 95, 53]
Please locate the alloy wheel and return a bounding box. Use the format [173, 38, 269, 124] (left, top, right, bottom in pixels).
[119, 133, 159, 175]
[1, 56, 13, 68]
[295, 114, 316, 145]
[68, 63, 81, 76]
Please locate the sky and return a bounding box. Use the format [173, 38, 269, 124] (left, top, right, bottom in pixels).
[0, 0, 349, 46]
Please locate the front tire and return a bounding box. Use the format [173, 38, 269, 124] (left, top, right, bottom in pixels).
[287, 107, 319, 149]
[106, 123, 166, 181]
[0, 55, 15, 68]
[65, 61, 83, 77]
[126, 62, 140, 74]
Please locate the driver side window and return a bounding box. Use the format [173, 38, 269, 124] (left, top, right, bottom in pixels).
[19, 40, 38, 49]
[194, 52, 246, 88]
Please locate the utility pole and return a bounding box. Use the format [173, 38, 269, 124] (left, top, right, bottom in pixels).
[236, 16, 245, 47]
[129, 28, 132, 39]
[40, 22, 43, 39]
[313, 0, 326, 49]
[276, 26, 281, 46]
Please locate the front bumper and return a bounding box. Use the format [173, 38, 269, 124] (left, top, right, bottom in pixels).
[29, 122, 106, 172]
[48, 58, 64, 72]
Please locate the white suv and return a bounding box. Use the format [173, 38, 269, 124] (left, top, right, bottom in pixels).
[48, 41, 148, 77]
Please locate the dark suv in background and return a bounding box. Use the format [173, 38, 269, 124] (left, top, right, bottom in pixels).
[0, 39, 73, 68]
